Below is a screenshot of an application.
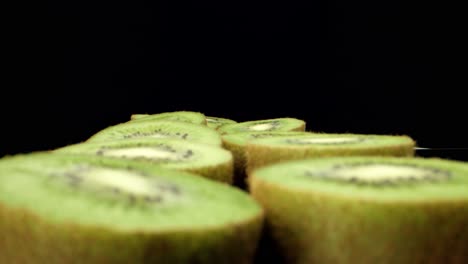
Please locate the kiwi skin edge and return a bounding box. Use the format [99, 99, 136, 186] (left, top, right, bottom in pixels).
[130, 114, 149, 120]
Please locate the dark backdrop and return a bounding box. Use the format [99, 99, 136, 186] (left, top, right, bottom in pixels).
[3, 0, 467, 158]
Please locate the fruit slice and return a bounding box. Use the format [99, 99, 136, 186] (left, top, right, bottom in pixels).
[222, 131, 310, 187]
[246, 133, 415, 173]
[206, 116, 237, 130]
[0, 153, 263, 264]
[87, 120, 222, 146]
[250, 157, 468, 264]
[129, 111, 207, 125]
[55, 138, 233, 183]
[218, 118, 306, 134]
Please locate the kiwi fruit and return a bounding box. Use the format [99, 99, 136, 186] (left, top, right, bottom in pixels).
[87, 120, 222, 146]
[218, 118, 306, 135]
[128, 111, 207, 125]
[246, 133, 415, 173]
[249, 157, 468, 264]
[206, 116, 237, 130]
[0, 153, 264, 264]
[55, 138, 234, 183]
[222, 131, 311, 187]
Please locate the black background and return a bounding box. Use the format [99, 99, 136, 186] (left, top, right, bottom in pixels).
[3, 0, 467, 158]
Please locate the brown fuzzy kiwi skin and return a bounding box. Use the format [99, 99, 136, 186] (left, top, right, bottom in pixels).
[291, 124, 305, 132]
[222, 138, 249, 186]
[182, 157, 234, 184]
[0, 203, 264, 264]
[249, 172, 468, 264]
[222, 132, 310, 188]
[245, 135, 415, 175]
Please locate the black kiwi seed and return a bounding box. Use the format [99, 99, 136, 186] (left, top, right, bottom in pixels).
[156, 183, 181, 195]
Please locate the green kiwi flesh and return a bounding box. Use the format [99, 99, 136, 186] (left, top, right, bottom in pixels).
[250, 157, 468, 264]
[129, 111, 207, 125]
[55, 138, 234, 183]
[246, 133, 415, 173]
[86, 120, 222, 146]
[218, 118, 306, 135]
[206, 116, 237, 130]
[0, 153, 263, 264]
[222, 131, 311, 187]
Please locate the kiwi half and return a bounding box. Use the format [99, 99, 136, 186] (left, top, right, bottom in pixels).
[218, 118, 306, 135]
[222, 131, 311, 187]
[250, 157, 468, 264]
[0, 153, 263, 264]
[87, 120, 222, 146]
[246, 133, 415, 173]
[206, 116, 237, 130]
[55, 138, 234, 183]
[129, 111, 207, 126]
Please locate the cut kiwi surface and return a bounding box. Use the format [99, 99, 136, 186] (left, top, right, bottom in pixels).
[250, 157, 468, 264]
[55, 138, 233, 183]
[129, 111, 207, 125]
[206, 116, 237, 130]
[246, 133, 415, 173]
[0, 153, 263, 264]
[218, 118, 306, 135]
[87, 120, 222, 146]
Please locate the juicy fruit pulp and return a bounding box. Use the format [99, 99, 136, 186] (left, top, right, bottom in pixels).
[87, 120, 222, 146]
